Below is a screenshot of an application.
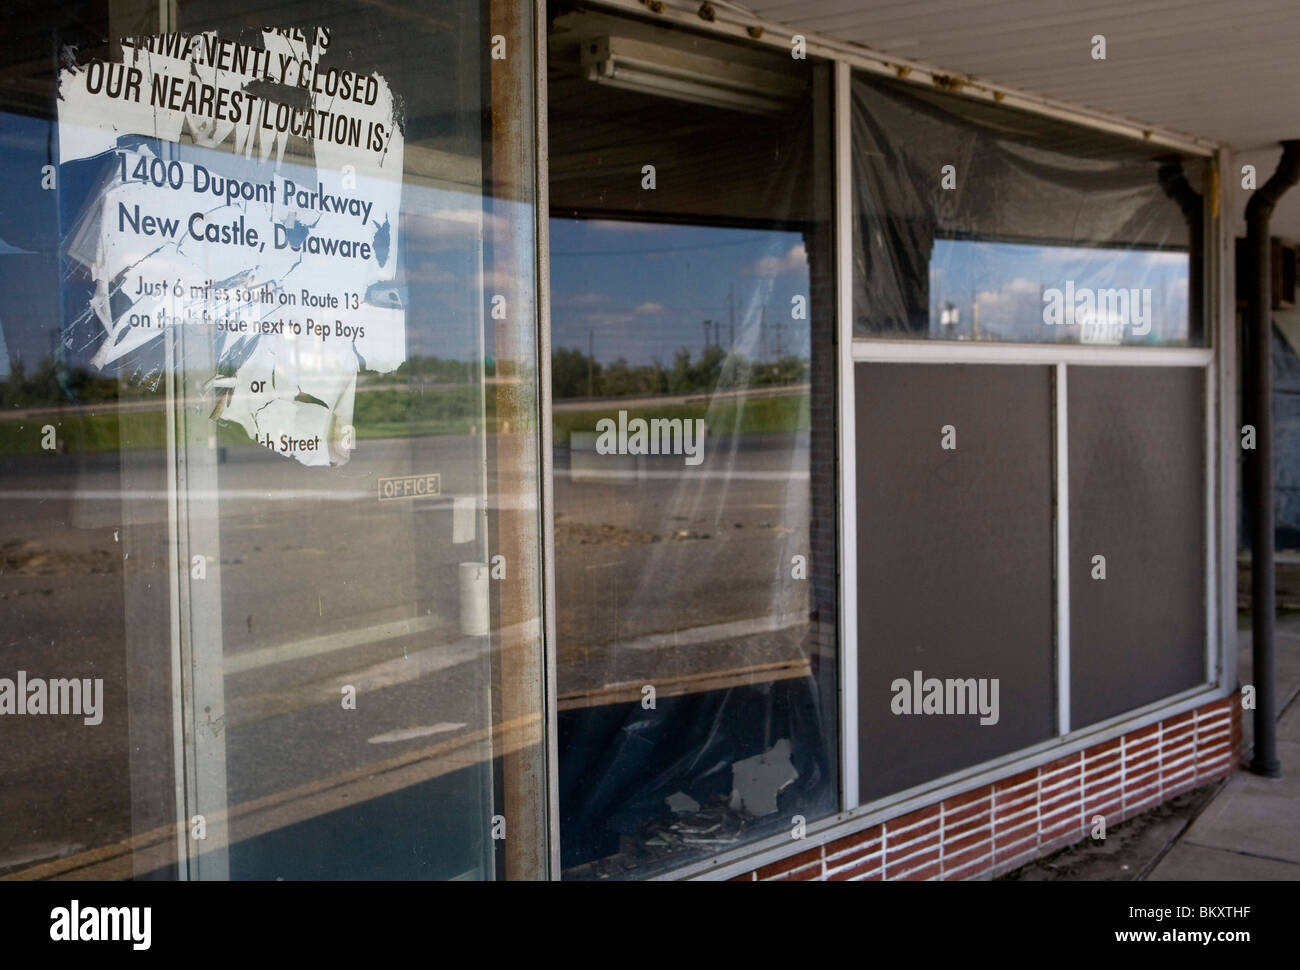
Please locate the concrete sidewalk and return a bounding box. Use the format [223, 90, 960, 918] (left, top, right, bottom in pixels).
[1145, 615, 1300, 880]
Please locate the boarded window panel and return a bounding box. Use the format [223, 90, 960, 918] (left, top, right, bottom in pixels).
[1069, 366, 1207, 729]
[856, 363, 1056, 803]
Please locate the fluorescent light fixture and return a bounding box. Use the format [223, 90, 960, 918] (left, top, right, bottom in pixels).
[581, 35, 801, 115]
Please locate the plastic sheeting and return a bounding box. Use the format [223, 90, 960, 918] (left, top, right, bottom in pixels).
[851, 72, 1208, 345]
[548, 5, 839, 879]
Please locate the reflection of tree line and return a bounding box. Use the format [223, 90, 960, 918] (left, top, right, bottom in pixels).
[4, 348, 809, 410]
[354, 355, 504, 433]
[1, 353, 500, 410]
[0, 353, 502, 449]
[1, 356, 120, 408]
[551, 346, 809, 400]
[0, 348, 811, 451]
[358, 354, 498, 384]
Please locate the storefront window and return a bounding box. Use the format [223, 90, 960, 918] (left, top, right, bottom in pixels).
[1, 0, 547, 880]
[548, 4, 839, 879]
[849, 68, 1213, 805]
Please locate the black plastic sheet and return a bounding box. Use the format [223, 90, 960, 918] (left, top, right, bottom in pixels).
[852, 72, 1208, 344]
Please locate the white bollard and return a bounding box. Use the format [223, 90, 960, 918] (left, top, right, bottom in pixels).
[459, 561, 490, 637]
[452, 495, 477, 544]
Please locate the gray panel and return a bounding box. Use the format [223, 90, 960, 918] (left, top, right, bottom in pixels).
[856, 363, 1056, 803]
[1069, 366, 1207, 728]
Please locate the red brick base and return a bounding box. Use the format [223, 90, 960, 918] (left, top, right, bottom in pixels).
[733, 696, 1240, 881]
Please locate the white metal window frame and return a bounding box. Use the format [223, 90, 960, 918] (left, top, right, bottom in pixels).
[546, 0, 1237, 882]
[535, 0, 562, 882]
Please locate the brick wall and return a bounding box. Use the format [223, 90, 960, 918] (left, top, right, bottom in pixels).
[731, 695, 1240, 881]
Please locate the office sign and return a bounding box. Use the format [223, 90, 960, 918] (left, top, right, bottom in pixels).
[377, 474, 442, 502]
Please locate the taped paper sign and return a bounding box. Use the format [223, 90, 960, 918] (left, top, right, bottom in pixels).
[56, 26, 405, 466]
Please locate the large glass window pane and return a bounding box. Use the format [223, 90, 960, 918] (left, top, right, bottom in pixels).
[851, 71, 1207, 346]
[2, 0, 546, 880]
[548, 4, 838, 879]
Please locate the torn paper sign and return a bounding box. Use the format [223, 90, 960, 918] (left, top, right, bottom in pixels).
[56, 27, 405, 467]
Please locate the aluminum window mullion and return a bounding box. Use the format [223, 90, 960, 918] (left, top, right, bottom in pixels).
[1215, 146, 1238, 692]
[1056, 362, 1071, 736]
[834, 60, 859, 812]
[1206, 361, 1218, 686]
[851, 341, 1214, 367]
[163, 327, 188, 881]
[1203, 151, 1222, 691]
[534, 0, 560, 882]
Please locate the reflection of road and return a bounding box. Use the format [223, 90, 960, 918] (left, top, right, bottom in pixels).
[553, 428, 813, 683]
[0, 425, 814, 876]
[0, 432, 511, 875]
[552, 383, 809, 412]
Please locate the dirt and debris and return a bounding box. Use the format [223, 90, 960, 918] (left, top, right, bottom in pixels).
[553, 516, 798, 547]
[1, 539, 118, 576]
[566, 736, 808, 879]
[665, 791, 701, 816]
[554, 520, 660, 546]
[998, 782, 1222, 881]
[646, 801, 748, 849]
[670, 529, 710, 541]
[729, 739, 798, 817]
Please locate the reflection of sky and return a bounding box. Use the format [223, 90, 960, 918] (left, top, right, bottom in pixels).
[5, 103, 1198, 383]
[397, 181, 490, 364]
[930, 240, 1190, 344]
[0, 112, 62, 375]
[550, 218, 811, 367]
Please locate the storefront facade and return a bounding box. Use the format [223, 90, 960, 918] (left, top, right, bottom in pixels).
[0, 0, 1239, 881]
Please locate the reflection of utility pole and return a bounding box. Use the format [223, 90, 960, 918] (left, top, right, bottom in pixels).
[702, 320, 711, 352]
[729, 283, 735, 349]
[760, 305, 767, 360]
[588, 328, 594, 398]
[775, 321, 783, 358]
